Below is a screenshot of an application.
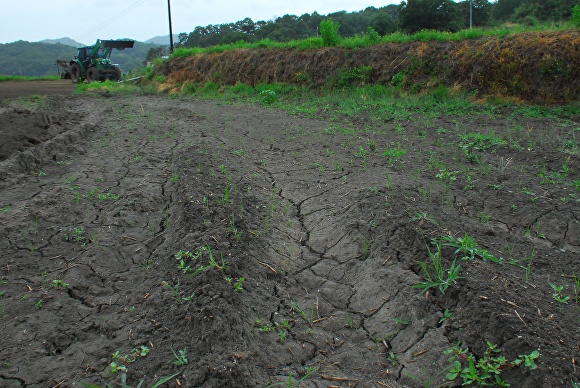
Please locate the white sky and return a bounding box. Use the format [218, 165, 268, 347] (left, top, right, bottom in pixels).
[0, 0, 399, 45]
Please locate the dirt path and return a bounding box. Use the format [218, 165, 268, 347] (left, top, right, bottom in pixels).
[0, 90, 579, 387]
[0, 80, 75, 100]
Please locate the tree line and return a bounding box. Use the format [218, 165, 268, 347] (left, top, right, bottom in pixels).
[174, 0, 578, 49]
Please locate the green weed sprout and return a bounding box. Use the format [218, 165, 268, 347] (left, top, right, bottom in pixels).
[412, 241, 461, 294]
[171, 346, 188, 365]
[439, 233, 502, 263]
[50, 279, 70, 289]
[445, 341, 539, 386]
[266, 366, 317, 387]
[175, 245, 227, 276]
[550, 283, 570, 304]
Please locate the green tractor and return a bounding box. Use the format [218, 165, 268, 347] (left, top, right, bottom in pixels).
[68, 39, 135, 83]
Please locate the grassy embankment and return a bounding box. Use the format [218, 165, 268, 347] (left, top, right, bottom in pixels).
[79, 23, 580, 114]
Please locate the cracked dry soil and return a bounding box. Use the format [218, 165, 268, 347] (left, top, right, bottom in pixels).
[0, 90, 579, 387]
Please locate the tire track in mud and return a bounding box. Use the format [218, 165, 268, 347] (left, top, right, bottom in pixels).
[0, 96, 206, 386]
[193, 102, 453, 386]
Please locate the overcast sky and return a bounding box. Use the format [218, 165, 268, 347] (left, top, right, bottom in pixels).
[0, 0, 399, 45]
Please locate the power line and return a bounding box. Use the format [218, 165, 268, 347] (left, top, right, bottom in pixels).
[74, 0, 148, 43]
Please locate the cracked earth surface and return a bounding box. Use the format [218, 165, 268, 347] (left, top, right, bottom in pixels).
[0, 90, 579, 387]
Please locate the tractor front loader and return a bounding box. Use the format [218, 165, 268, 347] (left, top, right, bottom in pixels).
[66, 39, 135, 84]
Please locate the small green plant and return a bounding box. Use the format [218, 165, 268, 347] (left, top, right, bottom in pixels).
[439, 233, 501, 263]
[478, 210, 492, 224]
[275, 320, 292, 343]
[550, 283, 570, 304]
[573, 274, 580, 304]
[230, 214, 243, 242]
[388, 352, 399, 366]
[411, 212, 438, 225]
[64, 226, 89, 246]
[170, 170, 180, 183]
[412, 241, 461, 294]
[225, 276, 245, 291]
[50, 280, 70, 289]
[260, 89, 277, 105]
[390, 71, 407, 87]
[445, 341, 539, 386]
[96, 192, 120, 201]
[109, 362, 127, 375]
[361, 236, 370, 259]
[439, 308, 453, 323]
[290, 301, 316, 325]
[436, 169, 459, 187]
[523, 249, 536, 283]
[266, 366, 316, 387]
[110, 346, 150, 374]
[35, 299, 44, 309]
[175, 245, 227, 276]
[344, 315, 354, 329]
[219, 184, 232, 205]
[256, 319, 275, 333]
[393, 316, 410, 326]
[383, 144, 407, 167]
[163, 279, 193, 303]
[171, 346, 188, 365]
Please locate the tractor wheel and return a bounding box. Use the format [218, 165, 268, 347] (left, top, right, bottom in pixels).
[70, 63, 82, 83]
[109, 67, 122, 82]
[86, 67, 100, 83]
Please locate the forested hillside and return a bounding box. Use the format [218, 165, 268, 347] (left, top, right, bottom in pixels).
[0, 41, 161, 77]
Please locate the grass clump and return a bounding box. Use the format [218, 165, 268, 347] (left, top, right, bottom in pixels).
[439, 233, 502, 263]
[445, 341, 539, 386]
[175, 245, 227, 276]
[413, 241, 462, 294]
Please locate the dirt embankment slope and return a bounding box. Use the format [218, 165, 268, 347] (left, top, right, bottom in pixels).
[157, 30, 580, 103]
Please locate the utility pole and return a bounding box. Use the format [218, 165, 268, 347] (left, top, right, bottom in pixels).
[470, 0, 473, 29]
[167, 0, 174, 53]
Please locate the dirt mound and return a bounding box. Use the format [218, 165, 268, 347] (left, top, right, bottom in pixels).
[156, 30, 580, 103]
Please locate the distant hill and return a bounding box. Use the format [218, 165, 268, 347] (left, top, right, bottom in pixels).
[39, 37, 85, 47]
[0, 40, 162, 77]
[145, 34, 178, 45]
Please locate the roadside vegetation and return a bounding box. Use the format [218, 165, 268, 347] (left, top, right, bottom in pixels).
[171, 22, 577, 56]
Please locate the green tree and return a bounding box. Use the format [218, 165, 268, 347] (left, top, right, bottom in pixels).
[144, 47, 168, 65]
[399, 0, 463, 33]
[491, 0, 524, 21]
[370, 11, 398, 35]
[320, 19, 341, 46]
[572, 4, 580, 27]
[514, 0, 577, 21]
